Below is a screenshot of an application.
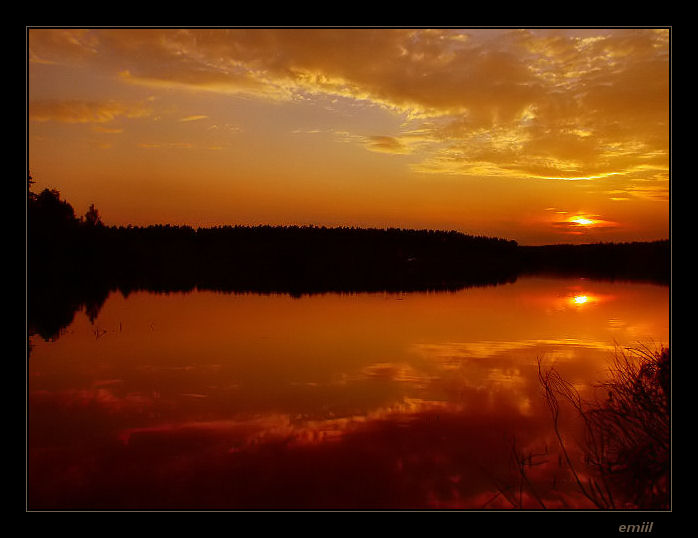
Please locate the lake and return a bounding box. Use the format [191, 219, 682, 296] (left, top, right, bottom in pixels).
[27, 276, 669, 509]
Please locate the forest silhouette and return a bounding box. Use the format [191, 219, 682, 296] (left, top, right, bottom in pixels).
[27, 178, 670, 341]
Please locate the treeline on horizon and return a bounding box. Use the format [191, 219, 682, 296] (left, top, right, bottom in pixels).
[27, 184, 669, 341]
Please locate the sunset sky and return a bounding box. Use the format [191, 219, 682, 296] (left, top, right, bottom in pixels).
[27, 27, 670, 245]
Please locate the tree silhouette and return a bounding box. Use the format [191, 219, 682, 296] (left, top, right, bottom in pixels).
[84, 204, 103, 227]
[28, 170, 35, 197]
[30, 188, 78, 228]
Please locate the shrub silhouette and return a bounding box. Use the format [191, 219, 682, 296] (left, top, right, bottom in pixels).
[538, 346, 670, 509]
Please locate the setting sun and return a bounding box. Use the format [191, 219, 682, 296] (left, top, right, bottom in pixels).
[569, 217, 596, 226]
[28, 27, 670, 245]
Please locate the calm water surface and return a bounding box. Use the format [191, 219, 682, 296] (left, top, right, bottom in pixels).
[28, 276, 669, 509]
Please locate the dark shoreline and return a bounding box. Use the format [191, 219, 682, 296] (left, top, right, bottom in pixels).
[27, 188, 670, 341]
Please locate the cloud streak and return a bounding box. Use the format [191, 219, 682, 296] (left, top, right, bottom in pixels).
[29, 99, 152, 124]
[178, 115, 208, 122]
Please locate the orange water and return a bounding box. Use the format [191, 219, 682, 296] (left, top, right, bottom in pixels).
[27, 276, 669, 509]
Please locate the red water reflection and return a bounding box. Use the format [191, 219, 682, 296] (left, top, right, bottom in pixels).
[27, 277, 669, 509]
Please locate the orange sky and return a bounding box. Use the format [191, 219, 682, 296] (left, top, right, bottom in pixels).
[27, 28, 670, 245]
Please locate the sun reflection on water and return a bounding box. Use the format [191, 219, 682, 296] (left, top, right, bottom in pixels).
[568, 292, 603, 308]
[27, 277, 668, 510]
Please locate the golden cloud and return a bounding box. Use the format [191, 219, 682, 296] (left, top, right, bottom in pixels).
[92, 126, 124, 134]
[29, 28, 669, 183]
[178, 115, 208, 122]
[363, 136, 410, 154]
[29, 99, 152, 124]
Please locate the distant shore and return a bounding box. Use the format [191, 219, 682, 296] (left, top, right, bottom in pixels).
[28, 187, 670, 341]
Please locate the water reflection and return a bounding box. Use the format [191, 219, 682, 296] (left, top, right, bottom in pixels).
[27, 276, 669, 509]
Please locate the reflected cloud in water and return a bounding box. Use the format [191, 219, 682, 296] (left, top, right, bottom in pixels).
[28, 276, 668, 509]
